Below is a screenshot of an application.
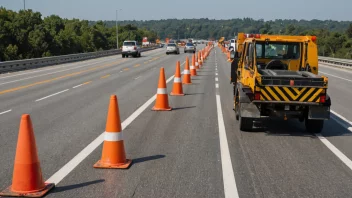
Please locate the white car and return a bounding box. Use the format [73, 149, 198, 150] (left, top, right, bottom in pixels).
[122, 40, 141, 58]
[166, 43, 179, 55]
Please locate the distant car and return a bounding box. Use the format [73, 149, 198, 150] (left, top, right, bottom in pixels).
[166, 43, 179, 55]
[122, 40, 141, 58]
[184, 42, 196, 53]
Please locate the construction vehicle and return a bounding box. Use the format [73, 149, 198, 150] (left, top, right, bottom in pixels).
[230, 33, 331, 133]
[218, 37, 225, 46]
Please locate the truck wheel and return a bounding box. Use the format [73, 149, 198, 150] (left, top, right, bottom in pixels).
[239, 103, 253, 131]
[305, 119, 324, 133]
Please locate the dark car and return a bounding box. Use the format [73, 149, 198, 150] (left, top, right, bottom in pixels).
[184, 42, 196, 53]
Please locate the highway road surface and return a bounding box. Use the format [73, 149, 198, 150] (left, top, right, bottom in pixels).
[1, 45, 352, 198]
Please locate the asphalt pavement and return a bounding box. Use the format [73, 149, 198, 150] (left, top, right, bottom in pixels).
[1, 46, 352, 198]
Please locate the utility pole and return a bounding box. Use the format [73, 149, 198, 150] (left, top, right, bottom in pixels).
[116, 9, 122, 49]
[23, 0, 25, 10]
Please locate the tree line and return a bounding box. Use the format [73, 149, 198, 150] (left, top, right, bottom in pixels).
[0, 7, 157, 61]
[1, 7, 351, 61]
[98, 18, 352, 59]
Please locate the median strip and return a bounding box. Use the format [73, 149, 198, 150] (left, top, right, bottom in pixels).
[0, 61, 118, 95]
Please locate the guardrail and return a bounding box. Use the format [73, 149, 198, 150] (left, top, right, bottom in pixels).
[0, 46, 157, 74]
[318, 56, 352, 67]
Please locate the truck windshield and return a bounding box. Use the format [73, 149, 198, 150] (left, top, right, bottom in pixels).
[256, 42, 300, 59]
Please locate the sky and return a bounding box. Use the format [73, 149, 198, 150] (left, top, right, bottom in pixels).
[0, 0, 351, 21]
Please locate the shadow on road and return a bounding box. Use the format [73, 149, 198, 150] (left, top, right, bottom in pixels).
[185, 93, 204, 95]
[51, 179, 105, 194]
[132, 154, 165, 164]
[241, 117, 352, 137]
[172, 106, 197, 110]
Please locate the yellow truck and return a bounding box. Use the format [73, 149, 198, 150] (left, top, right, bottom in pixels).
[230, 33, 331, 133]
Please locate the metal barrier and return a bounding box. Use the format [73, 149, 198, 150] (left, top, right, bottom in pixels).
[318, 56, 352, 67]
[0, 47, 157, 74]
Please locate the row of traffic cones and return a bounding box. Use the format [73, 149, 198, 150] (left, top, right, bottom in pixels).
[152, 46, 213, 111]
[0, 46, 213, 197]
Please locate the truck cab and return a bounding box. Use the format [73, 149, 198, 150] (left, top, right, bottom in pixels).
[231, 33, 331, 133]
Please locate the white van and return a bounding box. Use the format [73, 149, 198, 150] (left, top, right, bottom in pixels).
[229, 39, 236, 51]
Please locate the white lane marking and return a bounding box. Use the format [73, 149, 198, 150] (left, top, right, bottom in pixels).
[104, 131, 124, 141]
[331, 110, 352, 132]
[0, 109, 12, 115]
[215, 88, 239, 198]
[319, 71, 352, 83]
[216, 83, 219, 88]
[45, 62, 183, 185]
[215, 77, 219, 82]
[216, 72, 218, 76]
[35, 89, 69, 102]
[73, 83, 85, 89]
[134, 76, 141, 80]
[120, 71, 123, 73]
[316, 133, 352, 171]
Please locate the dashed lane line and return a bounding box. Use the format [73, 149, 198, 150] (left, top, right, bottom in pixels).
[73, 81, 92, 89]
[0, 109, 12, 115]
[100, 74, 110, 79]
[35, 89, 69, 102]
[214, 53, 239, 198]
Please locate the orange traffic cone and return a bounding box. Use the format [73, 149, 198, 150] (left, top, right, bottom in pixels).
[0, 114, 54, 197]
[194, 54, 200, 70]
[190, 55, 197, 76]
[152, 67, 172, 111]
[170, 61, 184, 96]
[94, 95, 132, 169]
[198, 52, 202, 68]
[182, 56, 192, 84]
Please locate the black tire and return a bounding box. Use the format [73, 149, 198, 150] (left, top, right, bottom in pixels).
[239, 103, 253, 131]
[122, 54, 125, 58]
[305, 119, 324, 133]
[166, 53, 169, 55]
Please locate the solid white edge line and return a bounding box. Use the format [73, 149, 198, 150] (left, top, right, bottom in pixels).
[46, 62, 183, 185]
[215, 95, 239, 198]
[319, 71, 352, 82]
[35, 89, 69, 102]
[331, 110, 352, 132]
[0, 109, 12, 115]
[316, 133, 352, 171]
